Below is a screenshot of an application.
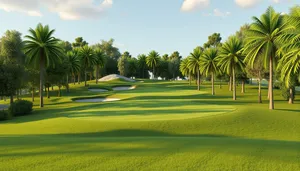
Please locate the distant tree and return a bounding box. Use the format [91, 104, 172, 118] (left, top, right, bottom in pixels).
[128, 58, 138, 78]
[200, 48, 219, 95]
[188, 47, 203, 91]
[24, 24, 64, 107]
[217, 36, 245, 100]
[66, 51, 81, 85]
[146, 51, 160, 79]
[94, 49, 106, 84]
[118, 56, 129, 76]
[72, 37, 88, 48]
[162, 54, 169, 61]
[137, 54, 148, 78]
[180, 58, 192, 85]
[203, 33, 222, 49]
[59, 41, 73, 52]
[168, 57, 180, 80]
[78, 46, 97, 87]
[236, 24, 250, 43]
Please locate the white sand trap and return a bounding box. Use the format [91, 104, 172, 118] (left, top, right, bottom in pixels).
[113, 86, 136, 91]
[99, 74, 135, 82]
[74, 98, 120, 103]
[88, 89, 109, 92]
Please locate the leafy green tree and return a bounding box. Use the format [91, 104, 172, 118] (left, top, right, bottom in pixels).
[162, 54, 169, 61]
[66, 51, 81, 85]
[188, 47, 203, 91]
[217, 36, 245, 100]
[146, 51, 160, 79]
[128, 58, 138, 78]
[95, 49, 106, 84]
[72, 37, 88, 48]
[25, 68, 39, 102]
[236, 24, 250, 43]
[24, 24, 64, 107]
[137, 54, 148, 78]
[180, 58, 191, 85]
[200, 48, 219, 95]
[78, 46, 96, 87]
[244, 7, 290, 109]
[118, 52, 130, 76]
[168, 57, 180, 80]
[59, 41, 73, 52]
[204, 33, 222, 48]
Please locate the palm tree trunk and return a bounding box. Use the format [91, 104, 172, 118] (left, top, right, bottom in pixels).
[219, 78, 222, 89]
[96, 65, 99, 84]
[269, 56, 274, 110]
[189, 72, 191, 85]
[197, 69, 200, 91]
[32, 88, 35, 102]
[85, 69, 87, 87]
[90, 72, 92, 81]
[241, 80, 245, 93]
[229, 76, 232, 91]
[47, 87, 50, 99]
[39, 55, 44, 108]
[58, 86, 61, 97]
[10, 95, 13, 105]
[73, 74, 76, 85]
[153, 66, 155, 79]
[211, 72, 215, 95]
[78, 73, 81, 84]
[66, 75, 69, 93]
[258, 78, 262, 103]
[289, 88, 293, 104]
[233, 68, 236, 100]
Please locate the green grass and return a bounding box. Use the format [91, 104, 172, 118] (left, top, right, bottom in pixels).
[0, 80, 300, 171]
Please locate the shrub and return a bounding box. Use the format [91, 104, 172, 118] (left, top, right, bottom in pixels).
[0, 110, 10, 121]
[8, 100, 33, 117]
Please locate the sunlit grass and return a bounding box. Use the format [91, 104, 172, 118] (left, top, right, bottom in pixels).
[0, 79, 299, 170]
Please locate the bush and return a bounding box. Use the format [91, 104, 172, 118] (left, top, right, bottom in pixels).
[8, 100, 33, 117]
[0, 110, 11, 121]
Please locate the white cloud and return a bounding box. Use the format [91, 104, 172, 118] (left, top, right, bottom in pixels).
[0, 0, 113, 20]
[181, 0, 210, 12]
[235, 0, 262, 8]
[213, 9, 231, 17]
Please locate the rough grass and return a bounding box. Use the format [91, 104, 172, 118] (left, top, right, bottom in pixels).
[0, 80, 300, 171]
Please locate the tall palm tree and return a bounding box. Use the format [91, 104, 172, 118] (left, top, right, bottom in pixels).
[217, 36, 245, 100]
[78, 46, 97, 87]
[180, 58, 192, 85]
[23, 23, 64, 108]
[200, 48, 219, 95]
[95, 49, 106, 84]
[137, 54, 147, 78]
[276, 6, 300, 104]
[146, 51, 160, 79]
[243, 7, 291, 110]
[66, 51, 81, 85]
[188, 47, 203, 91]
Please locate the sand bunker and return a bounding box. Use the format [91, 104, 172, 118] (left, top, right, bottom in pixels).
[112, 86, 136, 91]
[74, 98, 120, 103]
[88, 89, 109, 92]
[99, 74, 135, 82]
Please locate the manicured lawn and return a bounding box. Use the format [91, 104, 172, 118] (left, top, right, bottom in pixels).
[0, 80, 300, 171]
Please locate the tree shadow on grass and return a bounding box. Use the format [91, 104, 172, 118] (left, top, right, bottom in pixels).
[0, 130, 300, 164]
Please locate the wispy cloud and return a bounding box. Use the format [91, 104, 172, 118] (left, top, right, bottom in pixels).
[0, 0, 113, 20]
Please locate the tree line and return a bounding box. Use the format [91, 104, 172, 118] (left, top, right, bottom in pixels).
[0, 6, 299, 110]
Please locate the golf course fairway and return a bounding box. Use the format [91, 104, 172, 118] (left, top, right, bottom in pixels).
[0, 80, 300, 171]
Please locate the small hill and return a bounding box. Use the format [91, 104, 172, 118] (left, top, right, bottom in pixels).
[98, 74, 135, 82]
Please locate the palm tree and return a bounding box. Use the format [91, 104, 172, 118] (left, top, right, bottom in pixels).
[78, 46, 97, 87]
[66, 51, 81, 85]
[95, 49, 106, 84]
[217, 36, 245, 100]
[137, 54, 147, 78]
[24, 23, 64, 108]
[243, 7, 291, 110]
[180, 58, 192, 85]
[200, 48, 219, 95]
[188, 47, 203, 91]
[146, 51, 160, 79]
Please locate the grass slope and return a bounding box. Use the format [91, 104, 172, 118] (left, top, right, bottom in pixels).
[0, 80, 300, 171]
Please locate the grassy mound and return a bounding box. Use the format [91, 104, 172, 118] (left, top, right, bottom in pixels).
[0, 80, 299, 170]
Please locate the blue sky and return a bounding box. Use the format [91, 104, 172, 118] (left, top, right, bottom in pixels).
[0, 0, 299, 57]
